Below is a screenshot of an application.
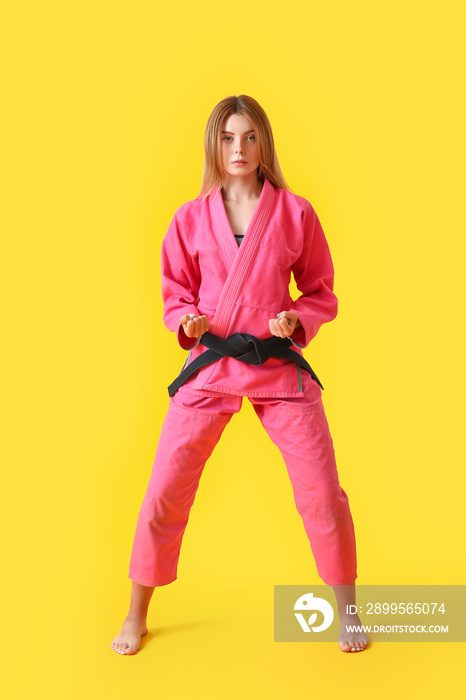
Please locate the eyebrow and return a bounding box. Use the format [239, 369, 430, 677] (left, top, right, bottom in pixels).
[221, 129, 255, 134]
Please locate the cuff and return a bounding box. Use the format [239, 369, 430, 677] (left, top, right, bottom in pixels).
[290, 324, 306, 348]
[177, 325, 202, 350]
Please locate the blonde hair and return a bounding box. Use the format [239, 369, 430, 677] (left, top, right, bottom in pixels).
[199, 95, 291, 197]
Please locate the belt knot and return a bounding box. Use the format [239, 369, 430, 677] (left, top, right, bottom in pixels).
[227, 333, 273, 365]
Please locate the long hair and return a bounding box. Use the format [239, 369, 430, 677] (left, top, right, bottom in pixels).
[199, 95, 291, 197]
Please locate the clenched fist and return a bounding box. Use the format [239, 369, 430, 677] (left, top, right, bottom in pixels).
[179, 313, 210, 338]
[268, 311, 301, 338]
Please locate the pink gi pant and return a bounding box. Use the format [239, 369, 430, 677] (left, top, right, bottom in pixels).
[128, 373, 357, 587]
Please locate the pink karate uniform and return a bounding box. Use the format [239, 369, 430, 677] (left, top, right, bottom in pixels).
[128, 178, 358, 586]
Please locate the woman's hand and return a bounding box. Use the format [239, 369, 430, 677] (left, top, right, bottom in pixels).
[179, 313, 210, 338]
[269, 311, 301, 338]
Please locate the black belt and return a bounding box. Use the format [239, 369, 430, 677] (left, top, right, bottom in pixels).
[168, 331, 323, 397]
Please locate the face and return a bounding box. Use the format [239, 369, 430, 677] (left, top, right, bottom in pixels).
[220, 113, 260, 178]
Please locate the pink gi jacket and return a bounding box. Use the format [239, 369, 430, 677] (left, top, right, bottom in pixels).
[161, 177, 338, 397]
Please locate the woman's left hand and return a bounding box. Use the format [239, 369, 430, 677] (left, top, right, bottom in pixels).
[269, 311, 301, 338]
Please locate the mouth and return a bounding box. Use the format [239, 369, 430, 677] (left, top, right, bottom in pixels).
[233, 160, 247, 165]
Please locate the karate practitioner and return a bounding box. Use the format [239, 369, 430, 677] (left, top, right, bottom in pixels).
[111, 95, 369, 655]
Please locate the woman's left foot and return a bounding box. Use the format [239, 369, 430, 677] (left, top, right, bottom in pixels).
[338, 614, 369, 652]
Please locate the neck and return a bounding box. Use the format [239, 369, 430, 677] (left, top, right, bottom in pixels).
[221, 172, 263, 202]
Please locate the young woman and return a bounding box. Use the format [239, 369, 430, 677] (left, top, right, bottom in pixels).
[111, 95, 369, 654]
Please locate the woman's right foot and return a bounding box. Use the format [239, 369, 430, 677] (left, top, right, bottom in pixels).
[111, 615, 148, 655]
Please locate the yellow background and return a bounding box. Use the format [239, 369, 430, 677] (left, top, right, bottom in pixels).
[2, 1, 465, 697]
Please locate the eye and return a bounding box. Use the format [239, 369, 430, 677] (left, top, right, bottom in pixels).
[247, 135, 255, 141]
[222, 136, 232, 141]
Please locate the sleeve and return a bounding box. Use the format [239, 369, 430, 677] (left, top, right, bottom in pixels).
[288, 202, 338, 348]
[161, 210, 202, 350]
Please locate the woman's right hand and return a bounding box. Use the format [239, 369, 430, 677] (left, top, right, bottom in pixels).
[179, 313, 210, 338]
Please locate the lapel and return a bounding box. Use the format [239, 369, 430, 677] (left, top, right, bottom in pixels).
[208, 178, 276, 336]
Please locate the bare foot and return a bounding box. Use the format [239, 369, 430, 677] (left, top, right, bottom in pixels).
[111, 615, 148, 655]
[338, 614, 369, 653]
